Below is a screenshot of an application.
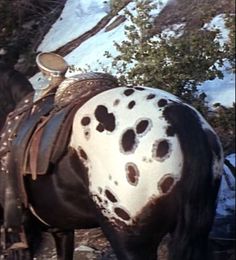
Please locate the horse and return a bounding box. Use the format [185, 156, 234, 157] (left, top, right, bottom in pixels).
[0, 63, 33, 130]
[0, 67, 224, 260]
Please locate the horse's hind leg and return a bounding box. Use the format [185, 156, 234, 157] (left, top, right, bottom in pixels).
[106, 230, 160, 260]
[99, 221, 164, 260]
[51, 229, 74, 260]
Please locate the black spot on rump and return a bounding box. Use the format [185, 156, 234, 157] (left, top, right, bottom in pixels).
[84, 130, 90, 138]
[156, 140, 169, 158]
[136, 119, 149, 134]
[81, 116, 91, 126]
[157, 99, 168, 107]
[146, 94, 155, 100]
[125, 163, 139, 186]
[114, 207, 131, 221]
[78, 147, 88, 160]
[96, 124, 104, 132]
[153, 139, 171, 161]
[105, 189, 118, 203]
[158, 174, 175, 193]
[113, 99, 120, 106]
[121, 129, 137, 153]
[124, 89, 134, 96]
[128, 101, 135, 109]
[95, 105, 115, 132]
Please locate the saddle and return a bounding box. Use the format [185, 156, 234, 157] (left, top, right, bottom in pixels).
[0, 72, 119, 179]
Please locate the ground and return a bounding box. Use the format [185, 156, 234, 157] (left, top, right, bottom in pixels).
[33, 229, 235, 260]
[34, 228, 169, 259]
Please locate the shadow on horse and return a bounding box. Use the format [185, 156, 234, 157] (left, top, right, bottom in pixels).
[0, 65, 223, 260]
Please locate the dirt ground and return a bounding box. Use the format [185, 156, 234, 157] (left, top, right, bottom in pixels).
[33, 228, 169, 260]
[33, 228, 235, 260]
[0, 227, 234, 259]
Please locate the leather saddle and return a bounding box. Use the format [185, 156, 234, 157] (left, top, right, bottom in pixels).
[0, 72, 119, 179]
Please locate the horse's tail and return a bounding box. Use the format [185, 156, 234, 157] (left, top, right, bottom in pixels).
[163, 103, 223, 260]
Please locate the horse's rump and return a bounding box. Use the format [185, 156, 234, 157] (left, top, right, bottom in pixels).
[70, 86, 223, 227]
[67, 85, 223, 260]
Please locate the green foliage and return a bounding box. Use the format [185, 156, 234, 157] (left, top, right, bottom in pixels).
[105, 0, 229, 105]
[208, 103, 235, 154]
[224, 14, 236, 71]
[109, 0, 125, 14]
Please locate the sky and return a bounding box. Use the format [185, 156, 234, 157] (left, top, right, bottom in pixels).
[30, 0, 235, 228]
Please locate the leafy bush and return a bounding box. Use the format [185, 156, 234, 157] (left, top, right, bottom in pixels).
[224, 14, 235, 71]
[208, 104, 235, 154]
[106, 1, 230, 100]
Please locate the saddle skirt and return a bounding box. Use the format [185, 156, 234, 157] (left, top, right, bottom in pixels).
[0, 72, 119, 179]
[55, 72, 118, 108]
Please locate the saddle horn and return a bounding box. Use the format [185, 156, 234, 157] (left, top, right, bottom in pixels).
[34, 52, 69, 101]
